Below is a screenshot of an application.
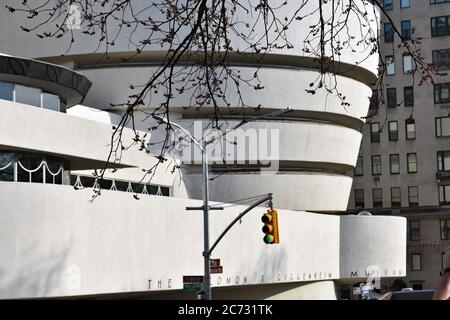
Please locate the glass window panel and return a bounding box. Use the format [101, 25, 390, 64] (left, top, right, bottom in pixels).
[80, 176, 95, 188]
[404, 87, 414, 106]
[373, 188, 383, 208]
[401, 21, 411, 40]
[0, 82, 14, 101]
[403, 55, 413, 73]
[132, 183, 145, 193]
[148, 185, 159, 195]
[386, 56, 395, 75]
[390, 154, 400, 173]
[406, 120, 416, 140]
[387, 88, 397, 107]
[41, 92, 60, 111]
[96, 178, 112, 190]
[115, 181, 129, 192]
[412, 254, 421, 271]
[408, 186, 419, 207]
[160, 186, 170, 196]
[355, 156, 364, 176]
[0, 152, 14, 181]
[372, 155, 382, 175]
[391, 187, 401, 207]
[407, 153, 417, 173]
[442, 118, 450, 136]
[401, 0, 410, 8]
[14, 84, 41, 107]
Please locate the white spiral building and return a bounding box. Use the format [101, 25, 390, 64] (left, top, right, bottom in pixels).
[0, 1, 407, 299]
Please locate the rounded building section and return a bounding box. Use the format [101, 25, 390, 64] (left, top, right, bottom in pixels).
[0, 1, 379, 212]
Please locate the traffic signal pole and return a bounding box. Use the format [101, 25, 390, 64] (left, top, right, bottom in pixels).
[201, 139, 212, 301]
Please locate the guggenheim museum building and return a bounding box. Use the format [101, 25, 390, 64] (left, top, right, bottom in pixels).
[0, 0, 406, 299]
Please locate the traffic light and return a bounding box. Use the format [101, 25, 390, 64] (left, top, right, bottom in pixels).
[261, 208, 279, 244]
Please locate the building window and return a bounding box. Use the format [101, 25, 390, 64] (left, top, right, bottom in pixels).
[404, 86, 414, 107]
[369, 89, 379, 110]
[384, 0, 393, 10]
[0, 82, 14, 101]
[391, 187, 401, 207]
[390, 154, 400, 174]
[355, 189, 365, 209]
[0, 152, 14, 182]
[372, 155, 382, 175]
[409, 220, 420, 241]
[401, 0, 410, 8]
[386, 56, 395, 75]
[439, 185, 450, 205]
[384, 23, 394, 42]
[403, 54, 413, 73]
[370, 122, 380, 142]
[14, 84, 41, 107]
[431, 0, 450, 4]
[411, 254, 422, 271]
[434, 83, 450, 104]
[355, 156, 364, 176]
[401, 21, 412, 40]
[437, 151, 450, 171]
[408, 186, 419, 207]
[406, 119, 416, 140]
[388, 121, 398, 141]
[407, 153, 417, 173]
[436, 117, 450, 137]
[387, 88, 397, 107]
[432, 49, 450, 71]
[373, 188, 383, 208]
[441, 220, 450, 240]
[431, 16, 450, 37]
[41, 92, 60, 112]
[0, 151, 64, 184]
[0, 81, 62, 112]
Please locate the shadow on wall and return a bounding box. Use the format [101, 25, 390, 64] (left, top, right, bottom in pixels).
[0, 240, 72, 299]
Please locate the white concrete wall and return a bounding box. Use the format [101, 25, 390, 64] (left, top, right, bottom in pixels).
[0, 183, 406, 299]
[0, 0, 379, 74]
[79, 66, 372, 121]
[0, 100, 174, 186]
[182, 173, 353, 212]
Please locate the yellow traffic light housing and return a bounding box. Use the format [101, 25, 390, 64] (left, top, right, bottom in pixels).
[262, 208, 280, 244]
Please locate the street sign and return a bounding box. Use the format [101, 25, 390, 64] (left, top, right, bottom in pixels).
[210, 259, 221, 268]
[183, 275, 204, 283]
[210, 266, 223, 274]
[183, 283, 203, 292]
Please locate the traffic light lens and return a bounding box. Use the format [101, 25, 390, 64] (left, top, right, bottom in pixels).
[261, 214, 272, 223]
[264, 235, 274, 244]
[262, 225, 273, 233]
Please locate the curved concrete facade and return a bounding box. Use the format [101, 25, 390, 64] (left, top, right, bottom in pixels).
[0, 183, 405, 299]
[0, 0, 379, 212]
[0, 1, 408, 300]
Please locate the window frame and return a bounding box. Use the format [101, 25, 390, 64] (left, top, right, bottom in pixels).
[407, 153, 417, 173]
[408, 186, 419, 207]
[411, 253, 422, 271]
[391, 187, 401, 207]
[372, 155, 382, 176]
[406, 119, 416, 140]
[409, 220, 420, 241]
[354, 189, 365, 209]
[390, 154, 400, 174]
[370, 122, 381, 143]
[387, 88, 397, 107]
[388, 121, 399, 141]
[372, 188, 383, 208]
